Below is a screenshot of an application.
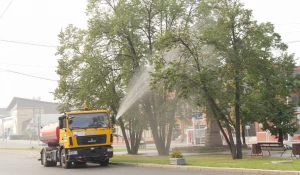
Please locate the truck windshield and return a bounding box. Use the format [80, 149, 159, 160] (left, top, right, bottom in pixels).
[68, 112, 109, 129]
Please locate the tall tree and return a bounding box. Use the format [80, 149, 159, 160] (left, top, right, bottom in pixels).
[256, 53, 298, 143]
[91, 0, 197, 155]
[152, 0, 293, 159]
[55, 0, 147, 154]
[55, 0, 193, 155]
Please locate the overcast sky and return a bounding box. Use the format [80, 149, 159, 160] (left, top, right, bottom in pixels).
[0, 0, 299, 108]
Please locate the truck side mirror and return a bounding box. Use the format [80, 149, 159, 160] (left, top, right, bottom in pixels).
[58, 116, 64, 129]
[111, 115, 116, 125]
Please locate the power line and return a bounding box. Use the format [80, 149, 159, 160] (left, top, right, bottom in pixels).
[0, 0, 13, 20]
[0, 39, 57, 48]
[0, 68, 58, 82]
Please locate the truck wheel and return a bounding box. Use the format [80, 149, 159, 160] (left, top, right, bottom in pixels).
[60, 149, 71, 169]
[42, 148, 53, 167]
[99, 158, 109, 166]
[40, 151, 43, 165]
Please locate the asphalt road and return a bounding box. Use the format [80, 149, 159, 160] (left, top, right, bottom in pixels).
[0, 149, 255, 175]
[0, 139, 189, 149]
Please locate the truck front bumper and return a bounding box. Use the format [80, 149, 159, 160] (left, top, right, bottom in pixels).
[67, 146, 113, 162]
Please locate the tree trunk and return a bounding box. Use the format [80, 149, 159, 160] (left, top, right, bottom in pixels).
[143, 92, 175, 155]
[118, 118, 132, 154]
[234, 73, 243, 159]
[278, 129, 283, 143]
[113, 106, 143, 155]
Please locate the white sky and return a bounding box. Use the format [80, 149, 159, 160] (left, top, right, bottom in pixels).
[0, 0, 299, 108]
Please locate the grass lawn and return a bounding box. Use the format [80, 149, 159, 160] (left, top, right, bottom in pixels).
[110, 154, 300, 171]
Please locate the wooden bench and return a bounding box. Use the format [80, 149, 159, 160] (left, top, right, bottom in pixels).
[255, 142, 292, 157]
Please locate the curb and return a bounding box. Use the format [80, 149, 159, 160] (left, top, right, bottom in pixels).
[111, 162, 300, 175]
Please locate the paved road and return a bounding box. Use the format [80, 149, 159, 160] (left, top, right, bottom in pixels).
[0, 149, 253, 175]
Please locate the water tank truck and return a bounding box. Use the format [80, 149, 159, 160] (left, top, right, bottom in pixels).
[38, 106, 115, 169]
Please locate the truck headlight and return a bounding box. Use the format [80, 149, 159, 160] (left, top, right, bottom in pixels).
[107, 148, 113, 152]
[69, 150, 78, 155]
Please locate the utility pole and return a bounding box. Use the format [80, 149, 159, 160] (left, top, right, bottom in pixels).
[32, 101, 36, 136]
[32, 96, 41, 145]
[38, 100, 41, 145]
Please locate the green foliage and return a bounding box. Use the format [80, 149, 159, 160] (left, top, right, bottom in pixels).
[55, 0, 299, 158]
[55, 0, 195, 156]
[151, 0, 298, 159]
[259, 101, 297, 142]
[55, 0, 146, 154]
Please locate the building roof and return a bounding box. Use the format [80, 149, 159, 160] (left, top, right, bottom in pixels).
[0, 108, 9, 118]
[6, 97, 59, 113]
[294, 66, 300, 75]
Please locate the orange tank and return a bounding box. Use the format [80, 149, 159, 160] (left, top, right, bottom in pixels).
[40, 122, 59, 145]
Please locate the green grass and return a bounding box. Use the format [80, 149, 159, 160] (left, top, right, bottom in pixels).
[171, 145, 251, 153]
[110, 154, 300, 171]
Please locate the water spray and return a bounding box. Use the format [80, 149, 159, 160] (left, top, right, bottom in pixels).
[116, 67, 152, 120]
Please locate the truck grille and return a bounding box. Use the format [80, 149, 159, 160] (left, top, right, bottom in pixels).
[76, 135, 107, 145]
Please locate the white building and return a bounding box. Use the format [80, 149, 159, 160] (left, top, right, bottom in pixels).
[5, 97, 59, 135]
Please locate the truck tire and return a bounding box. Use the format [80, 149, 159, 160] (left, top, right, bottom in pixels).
[99, 158, 109, 166]
[60, 149, 71, 169]
[42, 148, 54, 167]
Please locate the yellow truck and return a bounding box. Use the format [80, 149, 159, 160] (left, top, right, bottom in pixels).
[38, 106, 115, 169]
